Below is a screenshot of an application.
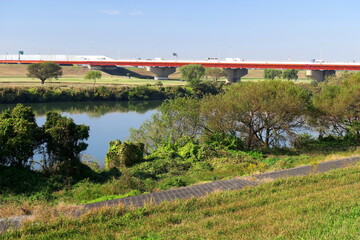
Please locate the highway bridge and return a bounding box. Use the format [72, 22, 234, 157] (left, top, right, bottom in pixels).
[1, 54, 360, 82]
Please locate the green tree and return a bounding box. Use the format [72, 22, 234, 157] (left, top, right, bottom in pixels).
[43, 112, 89, 174]
[0, 104, 42, 168]
[27, 62, 63, 84]
[129, 97, 203, 152]
[311, 74, 360, 138]
[84, 70, 102, 87]
[201, 81, 311, 149]
[264, 69, 282, 80]
[282, 69, 299, 80]
[180, 64, 205, 87]
[205, 68, 226, 81]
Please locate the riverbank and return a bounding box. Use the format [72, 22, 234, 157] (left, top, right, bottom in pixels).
[2, 161, 359, 239]
[0, 83, 222, 103]
[1, 147, 359, 218]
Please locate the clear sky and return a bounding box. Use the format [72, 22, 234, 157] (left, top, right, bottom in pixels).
[1, 0, 360, 61]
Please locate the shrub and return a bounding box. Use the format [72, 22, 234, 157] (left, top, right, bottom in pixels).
[292, 133, 316, 149]
[205, 133, 244, 150]
[159, 177, 187, 190]
[105, 140, 145, 168]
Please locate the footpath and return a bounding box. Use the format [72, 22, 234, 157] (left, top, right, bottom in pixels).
[84, 156, 360, 209]
[1, 156, 359, 233]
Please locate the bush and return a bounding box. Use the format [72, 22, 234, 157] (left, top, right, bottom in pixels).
[205, 133, 244, 151]
[292, 133, 316, 149]
[159, 177, 188, 190]
[106, 140, 145, 168]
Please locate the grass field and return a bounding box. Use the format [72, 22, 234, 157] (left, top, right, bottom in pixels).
[0, 64, 312, 87]
[0, 76, 186, 87]
[3, 165, 359, 240]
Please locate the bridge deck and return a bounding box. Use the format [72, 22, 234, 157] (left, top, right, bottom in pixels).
[1, 59, 360, 71]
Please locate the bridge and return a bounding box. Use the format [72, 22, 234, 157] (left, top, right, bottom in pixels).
[1, 54, 360, 82]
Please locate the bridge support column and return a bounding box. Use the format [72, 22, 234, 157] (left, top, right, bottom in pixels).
[147, 67, 176, 80]
[306, 70, 336, 82]
[224, 68, 248, 83]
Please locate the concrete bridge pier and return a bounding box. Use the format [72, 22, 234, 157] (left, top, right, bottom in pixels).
[306, 70, 336, 82]
[224, 68, 248, 83]
[147, 67, 176, 80]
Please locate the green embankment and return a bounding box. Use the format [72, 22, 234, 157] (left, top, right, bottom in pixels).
[4, 165, 360, 240]
[0, 64, 311, 87]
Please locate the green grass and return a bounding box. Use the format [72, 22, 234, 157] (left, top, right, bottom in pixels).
[0, 76, 186, 86]
[3, 165, 359, 240]
[82, 190, 143, 204]
[1, 149, 358, 219]
[0, 76, 313, 88]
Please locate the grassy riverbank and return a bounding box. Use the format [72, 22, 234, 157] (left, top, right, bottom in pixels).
[3, 165, 359, 239]
[1, 148, 359, 219]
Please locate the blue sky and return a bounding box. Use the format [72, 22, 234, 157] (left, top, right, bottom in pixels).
[1, 0, 360, 61]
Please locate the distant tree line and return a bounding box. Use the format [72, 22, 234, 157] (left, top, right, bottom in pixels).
[264, 69, 299, 80]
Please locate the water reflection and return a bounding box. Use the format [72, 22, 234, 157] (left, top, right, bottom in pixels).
[0, 100, 162, 118]
[0, 101, 161, 166]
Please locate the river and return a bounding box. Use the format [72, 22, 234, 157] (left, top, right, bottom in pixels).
[0, 101, 161, 167]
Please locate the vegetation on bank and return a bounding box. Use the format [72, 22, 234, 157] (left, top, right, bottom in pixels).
[3, 166, 360, 239]
[0, 83, 223, 103]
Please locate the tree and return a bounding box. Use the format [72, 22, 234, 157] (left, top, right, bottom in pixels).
[129, 97, 203, 152]
[180, 64, 205, 87]
[84, 70, 102, 87]
[27, 62, 63, 84]
[201, 81, 311, 149]
[282, 69, 299, 80]
[42, 112, 89, 174]
[205, 68, 226, 81]
[311, 74, 360, 139]
[0, 105, 42, 168]
[264, 69, 282, 80]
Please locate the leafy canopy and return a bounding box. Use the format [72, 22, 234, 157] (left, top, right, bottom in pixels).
[264, 69, 282, 80]
[312, 73, 360, 138]
[282, 69, 299, 80]
[27, 62, 63, 84]
[0, 104, 42, 167]
[84, 70, 102, 81]
[43, 112, 89, 173]
[129, 97, 202, 152]
[180, 64, 205, 87]
[205, 68, 226, 81]
[202, 81, 311, 148]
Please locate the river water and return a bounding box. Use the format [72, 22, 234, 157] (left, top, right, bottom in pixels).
[0, 101, 161, 166]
